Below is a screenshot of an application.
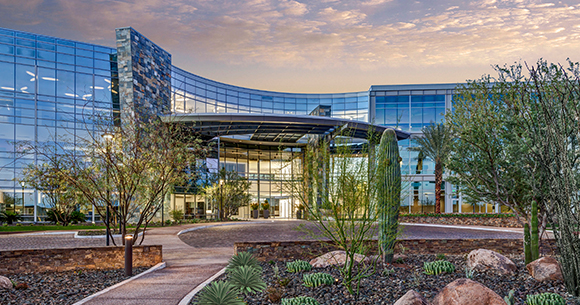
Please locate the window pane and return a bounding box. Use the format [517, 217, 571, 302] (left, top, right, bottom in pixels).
[57, 70, 75, 97]
[15, 64, 36, 94]
[0, 61, 14, 91]
[38, 68, 56, 96]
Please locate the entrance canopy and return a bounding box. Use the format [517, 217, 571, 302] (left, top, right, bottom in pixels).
[162, 113, 410, 145]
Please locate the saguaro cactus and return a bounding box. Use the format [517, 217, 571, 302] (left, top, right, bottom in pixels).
[376, 128, 402, 264]
[531, 200, 539, 261]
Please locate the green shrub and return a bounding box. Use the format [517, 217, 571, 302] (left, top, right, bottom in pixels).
[401, 213, 515, 218]
[281, 296, 320, 305]
[228, 265, 266, 294]
[286, 260, 312, 273]
[195, 280, 244, 305]
[525, 292, 566, 305]
[170, 209, 184, 222]
[226, 252, 261, 273]
[303, 272, 334, 288]
[0, 211, 22, 225]
[70, 211, 86, 224]
[436, 254, 446, 260]
[423, 260, 455, 275]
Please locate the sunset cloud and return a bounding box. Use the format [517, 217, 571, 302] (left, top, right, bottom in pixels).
[0, 0, 579, 92]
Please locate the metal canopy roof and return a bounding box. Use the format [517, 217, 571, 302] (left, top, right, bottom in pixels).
[161, 113, 410, 144]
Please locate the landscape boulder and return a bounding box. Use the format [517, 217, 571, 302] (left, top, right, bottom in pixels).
[394, 290, 430, 305]
[432, 278, 507, 305]
[467, 249, 516, 274]
[0, 275, 13, 290]
[526, 256, 563, 281]
[309, 250, 366, 268]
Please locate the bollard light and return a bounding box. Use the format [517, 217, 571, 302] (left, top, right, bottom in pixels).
[125, 235, 133, 276]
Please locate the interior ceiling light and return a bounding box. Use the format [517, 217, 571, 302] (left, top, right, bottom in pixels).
[1, 87, 15, 91]
[104, 79, 111, 83]
[41, 77, 58, 81]
[91, 86, 104, 90]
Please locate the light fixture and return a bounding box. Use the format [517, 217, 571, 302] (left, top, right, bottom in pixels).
[101, 133, 114, 140]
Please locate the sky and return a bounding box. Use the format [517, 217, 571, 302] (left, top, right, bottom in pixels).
[1, 0, 579, 93]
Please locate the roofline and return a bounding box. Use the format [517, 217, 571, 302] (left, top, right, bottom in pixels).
[370, 83, 461, 91]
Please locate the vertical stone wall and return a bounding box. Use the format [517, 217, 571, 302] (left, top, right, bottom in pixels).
[116, 27, 171, 122]
[0, 246, 162, 275]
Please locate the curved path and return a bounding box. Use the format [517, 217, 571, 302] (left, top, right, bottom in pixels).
[178, 220, 523, 248]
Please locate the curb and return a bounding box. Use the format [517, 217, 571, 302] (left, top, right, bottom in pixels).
[74, 231, 144, 239]
[401, 222, 524, 233]
[18, 231, 77, 236]
[71, 262, 167, 305]
[177, 221, 272, 236]
[178, 267, 226, 305]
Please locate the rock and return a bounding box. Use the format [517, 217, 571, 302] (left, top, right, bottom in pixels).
[0, 275, 13, 290]
[309, 250, 366, 268]
[394, 290, 430, 305]
[15, 282, 28, 290]
[432, 278, 507, 305]
[526, 256, 564, 281]
[467, 249, 516, 274]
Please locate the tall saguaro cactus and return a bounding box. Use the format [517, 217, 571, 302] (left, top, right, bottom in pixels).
[376, 128, 402, 264]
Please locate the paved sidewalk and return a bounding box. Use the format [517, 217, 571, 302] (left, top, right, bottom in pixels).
[81, 223, 236, 305]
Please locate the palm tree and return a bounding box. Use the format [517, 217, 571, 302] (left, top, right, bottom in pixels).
[408, 122, 454, 214]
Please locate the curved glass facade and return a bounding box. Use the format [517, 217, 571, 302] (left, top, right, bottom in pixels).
[0, 26, 501, 221]
[171, 66, 369, 122]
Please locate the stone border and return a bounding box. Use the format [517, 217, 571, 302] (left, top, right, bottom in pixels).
[401, 222, 523, 233]
[178, 267, 226, 305]
[71, 261, 167, 305]
[74, 231, 144, 239]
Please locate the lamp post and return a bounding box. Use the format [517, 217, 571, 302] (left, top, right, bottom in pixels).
[101, 132, 114, 246]
[124, 235, 133, 276]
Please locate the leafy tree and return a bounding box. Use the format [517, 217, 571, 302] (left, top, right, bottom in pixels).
[0, 210, 21, 224]
[449, 59, 580, 297]
[447, 72, 547, 262]
[408, 122, 454, 214]
[203, 168, 251, 220]
[20, 110, 207, 245]
[17, 159, 82, 226]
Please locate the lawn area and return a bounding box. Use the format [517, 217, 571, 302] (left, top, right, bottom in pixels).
[0, 224, 109, 232]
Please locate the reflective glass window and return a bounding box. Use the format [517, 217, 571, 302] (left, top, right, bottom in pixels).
[15, 64, 36, 94]
[0, 43, 14, 55]
[56, 70, 75, 97]
[93, 52, 110, 61]
[15, 124, 34, 141]
[38, 110, 55, 120]
[93, 76, 111, 103]
[76, 73, 93, 97]
[16, 39, 34, 47]
[0, 36, 14, 44]
[37, 50, 55, 61]
[0, 61, 14, 90]
[36, 42, 55, 51]
[57, 45, 75, 54]
[57, 53, 74, 64]
[37, 101, 55, 111]
[94, 59, 110, 70]
[38, 68, 56, 96]
[76, 48, 93, 57]
[76, 56, 93, 68]
[37, 126, 55, 142]
[15, 99, 34, 109]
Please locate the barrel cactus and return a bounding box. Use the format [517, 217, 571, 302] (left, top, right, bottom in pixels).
[376, 128, 402, 263]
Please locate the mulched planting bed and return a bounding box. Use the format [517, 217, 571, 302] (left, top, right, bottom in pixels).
[197, 254, 578, 305]
[1, 267, 148, 305]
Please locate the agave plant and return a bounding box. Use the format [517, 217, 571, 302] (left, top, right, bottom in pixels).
[228, 265, 267, 294]
[195, 281, 244, 305]
[504, 290, 515, 305]
[302, 272, 334, 288]
[286, 260, 312, 273]
[226, 252, 261, 273]
[281, 296, 320, 305]
[423, 260, 455, 275]
[525, 292, 566, 305]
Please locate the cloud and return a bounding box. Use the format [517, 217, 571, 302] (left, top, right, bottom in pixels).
[1, 0, 579, 75]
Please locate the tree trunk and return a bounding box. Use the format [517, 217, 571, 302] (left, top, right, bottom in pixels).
[435, 162, 443, 214]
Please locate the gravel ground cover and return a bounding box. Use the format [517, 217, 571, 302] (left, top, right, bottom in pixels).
[1, 267, 148, 305]
[195, 254, 577, 305]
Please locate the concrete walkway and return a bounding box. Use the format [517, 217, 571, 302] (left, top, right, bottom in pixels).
[81, 223, 236, 305]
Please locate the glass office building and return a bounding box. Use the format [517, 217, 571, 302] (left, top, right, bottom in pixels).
[0, 26, 498, 221]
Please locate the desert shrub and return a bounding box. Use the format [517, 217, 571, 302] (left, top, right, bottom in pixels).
[228, 265, 266, 294]
[286, 260, 312, 273]
[226, 252, 261, 273]
[525, 292, 566, 305]
[303, 272, 334, 288]
[281, 296, 320, 305]
[423, 260, 455, 275]
[195, 281, 244, 305]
